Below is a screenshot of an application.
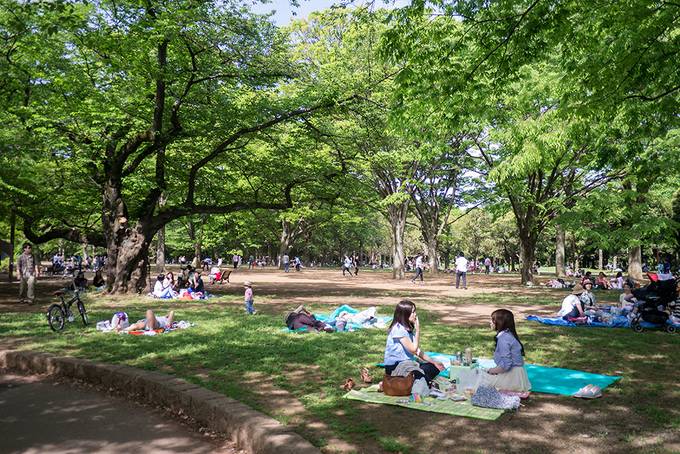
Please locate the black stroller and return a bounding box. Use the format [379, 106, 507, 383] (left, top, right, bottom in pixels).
[630, 275, 677, 333]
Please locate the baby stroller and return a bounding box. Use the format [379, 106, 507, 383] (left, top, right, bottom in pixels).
[630, 274, 677, 333]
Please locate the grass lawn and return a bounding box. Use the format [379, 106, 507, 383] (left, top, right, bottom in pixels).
[0, 272, 678, 453]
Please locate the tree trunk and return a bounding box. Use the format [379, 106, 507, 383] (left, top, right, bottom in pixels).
[518, 229, 536, 284]
[388, 202, 408, 280]
[424, 233, 439, 275]
[9, 208, 15, 282]
[598, 249, 603, 271]
[187, 220, 201, 268]
[628, 246, 643, 280]
[109, 227, 152, 294]
[278, 220, 292, 269]
[156, 226, 165, 272]
[155, 193, 166, 272]
[555, 224, 566, 277]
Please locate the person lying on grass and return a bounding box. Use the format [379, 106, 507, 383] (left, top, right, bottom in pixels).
[479, 309, 531, 392]
[120, 310, 175, 332]
[383, 300, 445, 385]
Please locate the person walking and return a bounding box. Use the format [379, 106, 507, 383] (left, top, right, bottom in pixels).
[282, 253, 290, 273]
[411, 253, 424, 283]
[455, 252, 468, 289]
[232, 253, 240, 270]
[18, 243, 40, 304]
[342, 255, 353, 277]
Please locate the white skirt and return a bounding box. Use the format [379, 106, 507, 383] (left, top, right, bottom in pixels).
[479, 366, 531, 392]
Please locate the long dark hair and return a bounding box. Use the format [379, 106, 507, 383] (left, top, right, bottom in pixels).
[491, 309, 525, 356]
[389, 300, 416, 332]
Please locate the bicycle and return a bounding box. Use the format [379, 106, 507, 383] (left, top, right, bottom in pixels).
[46, 289, 89, 331]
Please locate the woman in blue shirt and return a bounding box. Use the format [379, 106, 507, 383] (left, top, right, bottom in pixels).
[480, 309, 531, 392]
[384, 300, 444, 383]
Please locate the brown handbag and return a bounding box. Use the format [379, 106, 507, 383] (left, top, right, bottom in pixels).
[382, 372, 414, 396]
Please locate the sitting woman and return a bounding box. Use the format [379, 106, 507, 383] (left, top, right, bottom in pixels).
[595, 272, 610, 290]
[383, 300, 444, 385]
[188, 270, 205, 294]
[610, 271, 624, 289]
[579, 279, 597, 308]
[92, 269, 105, 289]
[557, 289, 586, 320]
[619, 282, 637, 313]
[479, 309, 531, 392]
[122, 309, 174, 332]
[71, 271, 88, 291]
[153, 274, 175, 298]
[164, 272, 177, 291]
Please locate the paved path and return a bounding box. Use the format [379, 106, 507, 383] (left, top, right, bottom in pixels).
[0, 373, 238, 454]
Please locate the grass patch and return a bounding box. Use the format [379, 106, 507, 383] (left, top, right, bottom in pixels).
[1, 287, 678, 453]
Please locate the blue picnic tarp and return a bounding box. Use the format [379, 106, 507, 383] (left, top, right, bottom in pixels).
[526, 314, 678, 329]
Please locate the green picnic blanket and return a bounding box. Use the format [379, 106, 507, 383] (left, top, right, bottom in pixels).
[343, 384, 504, 420]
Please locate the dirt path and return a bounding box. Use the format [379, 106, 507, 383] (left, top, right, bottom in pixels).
[0, 269, 564, 324]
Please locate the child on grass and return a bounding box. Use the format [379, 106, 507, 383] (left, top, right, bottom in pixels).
[244, 281, 256, 314]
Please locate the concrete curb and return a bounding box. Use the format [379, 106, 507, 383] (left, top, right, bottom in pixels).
[0, 348, 320, 454]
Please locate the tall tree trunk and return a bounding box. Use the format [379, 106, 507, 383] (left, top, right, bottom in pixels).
[156, 226, 165, 272]
[423, 232, 439, 275]
[155, 193, 166, 272]
[110, 227, 152, 293]
[518, 228, 537, 284]
[555, 224, 566, 277]
[388, 202, 408, 280]
[187, 220, 201, 268]
[278, 220, 292, 269]
[9, 208, 15, 282]
[628, 246, 643, 280]
[598, 249, 603, 270]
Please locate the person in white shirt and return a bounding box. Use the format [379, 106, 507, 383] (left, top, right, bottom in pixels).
[411, 254, 424, 283]
[342, 255, 353, 276]
[282, 253, 290, 273]
[455, 253, 468, 289]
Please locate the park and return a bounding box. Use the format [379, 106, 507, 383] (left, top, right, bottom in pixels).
[0, 0, 679, 453]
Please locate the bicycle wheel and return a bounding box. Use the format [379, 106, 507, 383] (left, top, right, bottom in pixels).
[77, 300, 89, 326]
[47, 304, 66, 331]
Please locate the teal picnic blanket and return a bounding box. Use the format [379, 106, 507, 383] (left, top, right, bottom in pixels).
[283, 304, 391, 333]
[404, 352, 621, 396]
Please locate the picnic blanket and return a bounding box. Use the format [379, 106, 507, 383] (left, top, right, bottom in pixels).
[384, 352, 621, 396]
[125, 321, 193, 335]
[343, 384, 504, 420]
[283, 304, 391, 333]
[526, 314, 679, 329]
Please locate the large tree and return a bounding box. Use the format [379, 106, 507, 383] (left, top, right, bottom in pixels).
[4, 0, 355, 292]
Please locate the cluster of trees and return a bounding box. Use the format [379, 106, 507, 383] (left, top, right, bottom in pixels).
[1, 0, 678, 292]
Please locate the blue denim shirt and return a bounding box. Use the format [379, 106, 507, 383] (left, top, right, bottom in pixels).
[494, 330, 524, 371]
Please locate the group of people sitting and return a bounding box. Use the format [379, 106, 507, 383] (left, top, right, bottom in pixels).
[556, 277, 680, 325]
[545, 271, 627, 290]
[151, 266, 211, 299]
[382, 300, 531, 394]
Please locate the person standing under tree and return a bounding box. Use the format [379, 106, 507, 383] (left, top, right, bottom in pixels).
[411, 253, 424, 284]
[282, 253, 290, 273]
[18, 243, 40, 304]
[455, 252, 468, 289]
[232, 253, 240, 270]
[484, 257, 492, 274]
